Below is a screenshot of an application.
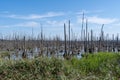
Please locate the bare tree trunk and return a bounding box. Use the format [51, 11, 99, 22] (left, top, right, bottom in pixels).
[64, 23, 67, 56]
[116, 34, 119, 48]
[85, 19, 88, 53]
[83, 29, 85, 52]
[106, 34, 109, 52]
[68, 20, 71, 54]
[101, 24, 104, 51]
[22, 36, 26, 58]
[91, 30, 93, 53]
[40, 24, 43, 56]
[81, 12, 84, 42]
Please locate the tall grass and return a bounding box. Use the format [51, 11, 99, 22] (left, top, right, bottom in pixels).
[70, 52, 120, 79]
[0, 53, 120, 80]
[0, 57, 78, 80]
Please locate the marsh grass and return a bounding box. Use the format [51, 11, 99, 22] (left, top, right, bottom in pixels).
[0, 53, 120, 80]
[70, 52, 120, 78]
[0, 51, 10, 58]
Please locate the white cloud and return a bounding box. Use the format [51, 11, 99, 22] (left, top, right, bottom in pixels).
[5, 12, 64, 20]
[46, 20, 67, 27]
[112, 22, 120, 26]
[76, 10, 103, 15]
[0, 20, 69, 28]
[45, 20, 74, 28]
[0, 21, 40, 28]
[77, 16, 118, 24]
[76, 10, 90, 15]
[88, 16, 118, 24]
[14, 21, 40, 27]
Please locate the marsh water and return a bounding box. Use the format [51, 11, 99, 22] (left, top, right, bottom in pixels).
[2, 46, 119, 60]
[3, 47, 83, 60]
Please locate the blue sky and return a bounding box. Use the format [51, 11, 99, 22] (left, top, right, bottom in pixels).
[0, 0, 120, 39]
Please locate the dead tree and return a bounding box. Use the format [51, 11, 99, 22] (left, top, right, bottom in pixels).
[40, 24, 43, 56]
[90, 29, 93, 53]
[81, 12, 84, 41]
[106, 34, 109, 52]
[63, 23, 67, 56]
[83, 29, 85, 52]
[116, 34, 119, 52]
[85, 19, 88, 53]
[22, 36, 26, 58]
[101, 24, 104, 51]
[68, 20, 71, 54]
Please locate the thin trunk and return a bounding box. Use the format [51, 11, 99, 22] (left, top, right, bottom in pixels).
[68, 20, 71, 54]
[116, 34, 119, 49]
[112, 34, 114, 52]
[81, 12, 84, 41]
[85, 19, 88, 53]
[22, 36, 26, 58]
[91, 30, 93, 53]
[40, 24, 43, 55]
[64, 23, 67, 55]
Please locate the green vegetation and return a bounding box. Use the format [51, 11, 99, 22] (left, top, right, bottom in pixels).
[0, 51, 10, 58]
[70, 52, 120, 79]
[0, 52, 120, 80]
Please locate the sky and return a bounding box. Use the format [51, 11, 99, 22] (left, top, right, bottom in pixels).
[0, 0, 120, 39]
